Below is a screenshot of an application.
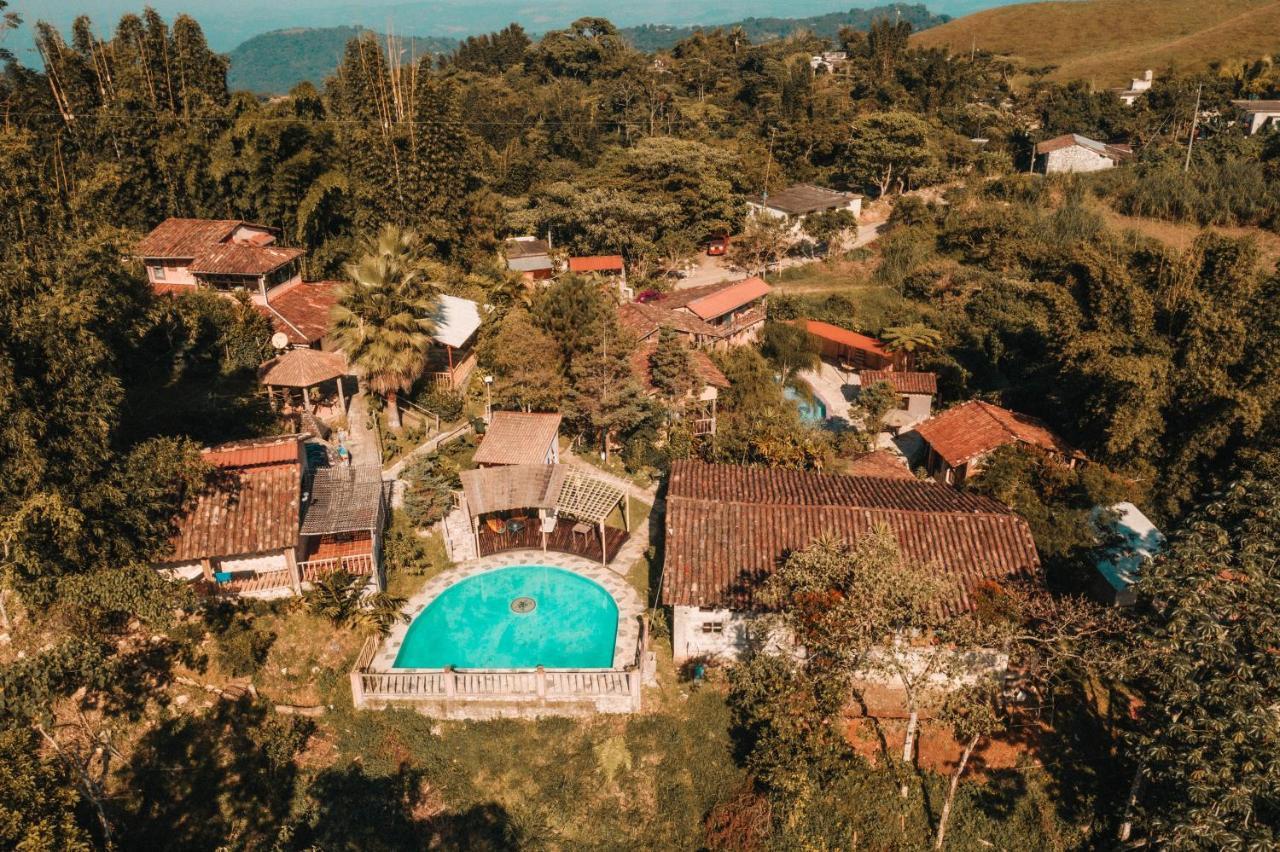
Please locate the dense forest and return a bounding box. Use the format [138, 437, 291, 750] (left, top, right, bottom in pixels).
[3, 1, 1280, 847]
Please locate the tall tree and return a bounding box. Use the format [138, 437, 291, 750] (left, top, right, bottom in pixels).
[330, 226, 439, 431]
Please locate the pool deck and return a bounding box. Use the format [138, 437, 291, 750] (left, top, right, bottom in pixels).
[377, 550, 645, 672]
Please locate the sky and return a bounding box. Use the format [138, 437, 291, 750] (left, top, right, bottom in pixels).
[8, 0, 1020, 58]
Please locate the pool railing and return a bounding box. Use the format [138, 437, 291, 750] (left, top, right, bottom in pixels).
[350, 615, 649, 718]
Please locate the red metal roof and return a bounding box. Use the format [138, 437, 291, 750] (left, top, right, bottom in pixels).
[259, 280, 340, 345]
[683, 277, 772, 321]
[803, 321, 890, 356]
[859, 370, 938, 395]
[568, 255, 625, 273]
[913, 401, 1079, 468]
[202, 435, 303, 469]
[661, 460, 1040, 615]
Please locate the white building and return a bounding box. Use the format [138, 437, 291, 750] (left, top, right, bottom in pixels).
[1034, 134, 1134, 174]
[1092, 502, 1164, 607]
[1115, 70, 1154, 106]
[747, 183, 863, 224]
[1233, 100, 1280, 135]
[857, 370, 938, 434]
[661, 460, 1040, 664]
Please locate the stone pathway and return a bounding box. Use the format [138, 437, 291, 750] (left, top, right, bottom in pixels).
[440, 502, 477, 562]
[342, 387, 381, 470]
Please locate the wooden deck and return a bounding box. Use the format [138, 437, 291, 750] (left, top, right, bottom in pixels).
[476, 519, 630, 563]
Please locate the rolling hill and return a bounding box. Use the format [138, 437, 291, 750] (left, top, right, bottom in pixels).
[911, 0, 1280, 85]
[227, 27, 458, 94]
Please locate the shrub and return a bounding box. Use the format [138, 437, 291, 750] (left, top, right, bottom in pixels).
[412, 385, 465, 423]
[214, 615, 276, 677]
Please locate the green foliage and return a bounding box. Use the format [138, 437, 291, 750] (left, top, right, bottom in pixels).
[301, 572, 408, 636]
[1130, 468, 1280, 848]
[411, 384, 465, 423]
[478, 307, 566, 412]
[213, 612, 277, 677]
[649, 327, 694, 401]
[857, 380, 899, 436]
[0, 727, 92, 851]
[403, 436, 477, 527]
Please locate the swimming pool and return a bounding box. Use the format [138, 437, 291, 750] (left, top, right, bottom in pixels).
[393, 565, 619, 669]
[784, 383, 828, 424]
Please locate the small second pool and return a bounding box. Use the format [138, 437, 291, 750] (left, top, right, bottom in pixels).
[784, 383, 828, 424]
[393, 565, 619, 669]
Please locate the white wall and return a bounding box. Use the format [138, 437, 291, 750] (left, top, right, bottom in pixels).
[671, 606, 797, 663]
[1044, 146, 1114, 174]
[219, 551, 289, 574]
[148, 262, 196, 285]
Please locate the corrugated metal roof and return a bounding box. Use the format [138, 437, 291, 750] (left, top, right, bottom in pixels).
[683, 277, 772, 321]
[803, 321, 890, 356]
[507, 255, 554, 272]
[202, 435, 303, 469]
[749, 183, 861, 215]
[568, 255, 625, 273]
[432, 294, 481, 349]
[504, 237, 551, 258]
[660, 460, 1040, 614]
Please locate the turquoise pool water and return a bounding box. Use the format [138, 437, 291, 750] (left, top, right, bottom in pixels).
[393, 565, 619, 669]
[784, 383, 828, 424]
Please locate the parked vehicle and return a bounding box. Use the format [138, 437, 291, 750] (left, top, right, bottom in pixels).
[707, 235, 730, 256]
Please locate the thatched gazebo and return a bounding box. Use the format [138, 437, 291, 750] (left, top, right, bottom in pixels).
[259, 348, 349, 413]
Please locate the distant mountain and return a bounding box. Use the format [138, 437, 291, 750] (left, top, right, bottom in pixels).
[620, 4, 950, 51]
[911, 0, 1280, 85]
[227, 26, 458, 94]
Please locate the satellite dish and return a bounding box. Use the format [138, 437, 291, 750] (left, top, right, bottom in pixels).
[270, 332, 290, 351]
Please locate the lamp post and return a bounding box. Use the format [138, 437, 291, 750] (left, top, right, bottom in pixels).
[483, 375, 494, 425]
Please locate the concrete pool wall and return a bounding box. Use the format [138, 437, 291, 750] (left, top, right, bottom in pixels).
[351, 550, 649, 719]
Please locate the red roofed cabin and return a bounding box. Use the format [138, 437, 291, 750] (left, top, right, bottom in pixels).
[802, 320, 902, 371]
[661, 460, 1040, 664]
[136, 218, 339, 349]
[155, 435, 386, 598]
[630, 342, 730, 436]
[654, 277, 772, 348]
[912, 400, 1083, 487]
[569, 255, 628, 296]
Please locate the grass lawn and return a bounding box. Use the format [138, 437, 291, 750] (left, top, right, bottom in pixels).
[767, 255, 910, 331]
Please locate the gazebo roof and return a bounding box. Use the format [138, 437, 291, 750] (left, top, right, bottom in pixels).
[259, 348, 347, 388]
[460, 464, 625, 525]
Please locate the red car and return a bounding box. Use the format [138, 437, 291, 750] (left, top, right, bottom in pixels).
[707, 235, 730, 256]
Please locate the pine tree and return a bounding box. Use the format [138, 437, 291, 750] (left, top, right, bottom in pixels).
[649, 326, 693, 401]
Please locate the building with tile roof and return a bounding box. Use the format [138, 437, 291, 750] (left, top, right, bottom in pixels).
[651, 278, 772, 348]
[1034, 134, 1133, 174]
[137, 218, 339, 348]
[661, 460, 1040, 662]
[629, 339, 729, 437]
[473, 411, 563, 467]
[912, 400, 1083, 486]
[858, 370, 939, 433]
[157, 435, 385, 598]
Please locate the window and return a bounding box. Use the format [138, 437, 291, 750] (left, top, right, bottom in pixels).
[898, 395, 911, 411]
[152, 264, 166, 280]
[701, 621, 724, 634]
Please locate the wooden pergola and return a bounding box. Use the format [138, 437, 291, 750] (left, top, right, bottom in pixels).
[459, 464, 630, 566]
[259, 348, 349, 413]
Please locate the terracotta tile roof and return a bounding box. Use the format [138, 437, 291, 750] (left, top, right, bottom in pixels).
[859, 370, 938, 395]
[913, 401, 1079, 469]
[618, 302, 720, 342]
[845, 450, 915, 480]
[630, 340, 730, 393]
[165, 436, 303, 562]
[189, 243, 305, 276]
[568, 255, 625, 273]
[136, 218, 244, 258]
[803, 321, 890, 356]
[473, 411, 563, 466]
[748, 183, 862, 215]
[258, 348, 347, 388]
[680, 277, 772, 321]
[661, 460, 1040, 615]
[259, 280, 339, 345]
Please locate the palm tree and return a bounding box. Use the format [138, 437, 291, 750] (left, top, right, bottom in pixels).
[330, 226, 439, 431]
[881, 324, 942, 368]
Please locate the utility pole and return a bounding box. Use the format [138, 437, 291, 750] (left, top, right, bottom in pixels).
[1184, 83, 1203, 173]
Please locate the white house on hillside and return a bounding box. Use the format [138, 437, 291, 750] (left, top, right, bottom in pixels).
[1035, 134, 1134, 174]
[747, 183, 862, 223]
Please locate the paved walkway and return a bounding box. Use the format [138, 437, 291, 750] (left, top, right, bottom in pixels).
[798, 361, 856, 423]
[342, 386, 380, 471]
